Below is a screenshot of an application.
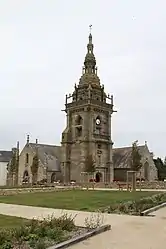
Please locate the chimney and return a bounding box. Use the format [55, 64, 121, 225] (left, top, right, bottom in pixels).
[150, 152, 154, 158]
[27, 135, 30, 144]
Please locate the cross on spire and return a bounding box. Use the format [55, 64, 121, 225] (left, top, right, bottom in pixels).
[89, 24, 92, 33]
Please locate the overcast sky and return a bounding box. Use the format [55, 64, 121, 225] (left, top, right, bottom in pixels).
[0, 0, 165, 158]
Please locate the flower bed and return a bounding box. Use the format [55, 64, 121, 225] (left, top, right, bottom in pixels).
[0, 214, 85, 249]
[100, 193, 166, 216]
[0, 187, 72, 197]
[0, 212, 106, 249]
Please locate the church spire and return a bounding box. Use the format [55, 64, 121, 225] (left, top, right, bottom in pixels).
[83, 25, 96, 74]
[79, 25, 100, 86]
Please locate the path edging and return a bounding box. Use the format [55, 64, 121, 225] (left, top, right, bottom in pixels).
[47, 224, 111, 249]
[140, 202, 166, 216]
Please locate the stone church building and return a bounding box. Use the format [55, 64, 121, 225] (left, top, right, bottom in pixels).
[7, 32, 157, 186]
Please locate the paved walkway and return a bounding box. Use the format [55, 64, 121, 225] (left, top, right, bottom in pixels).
[151, 206, 166, 218]
[82, 187, 166, 192]
[0, 203, 165, 249]
[1, 186, 166, 192]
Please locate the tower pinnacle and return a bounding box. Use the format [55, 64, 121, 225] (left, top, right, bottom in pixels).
[79, 26, 100, 86]
[89, 24, 92, 33]
[83, 26, 96, 75]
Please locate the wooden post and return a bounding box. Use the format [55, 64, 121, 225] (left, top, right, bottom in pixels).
[127, 171, 129, 191]
[92, 173, 95, 189]
[139, 171, 142, 191]
[132, 171, 136, 191]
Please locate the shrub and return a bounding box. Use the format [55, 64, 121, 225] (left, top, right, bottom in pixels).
[46, 228, 66, 241]
[0, 214, 77, 248]
[100, 193, 166, 216]
[118, 203, 129, 214]
[29, 238, 48, 249]
[0, 241, 12, 249]
[45, 213, 76, 231]
[84, 212, 104, 230]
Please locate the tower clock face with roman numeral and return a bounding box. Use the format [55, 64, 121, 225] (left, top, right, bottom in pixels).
[96, 118, 101, 125]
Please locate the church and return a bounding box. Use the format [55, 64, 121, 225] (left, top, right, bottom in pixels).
[7, 31, 157, 186]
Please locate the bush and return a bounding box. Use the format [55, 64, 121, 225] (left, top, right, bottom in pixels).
[45, 213, 76, 231]
[100, 193, 166, 215]
[0, 214, 77, 248]
[84, 212, 104, 230]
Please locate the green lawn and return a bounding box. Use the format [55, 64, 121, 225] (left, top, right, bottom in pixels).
[0, 190, 160, 211]
[0, 214, 27, 228]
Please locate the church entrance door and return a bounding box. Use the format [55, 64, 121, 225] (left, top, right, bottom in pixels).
[95, 172, 102, 182]
[51, 172, 56, 183]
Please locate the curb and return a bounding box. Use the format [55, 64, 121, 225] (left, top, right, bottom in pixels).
[47, 224, 111, 249]
[140, 202, 166, 216]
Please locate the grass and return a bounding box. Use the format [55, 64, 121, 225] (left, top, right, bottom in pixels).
[0, 214, 28, 228]
[0, 190, 160, 211]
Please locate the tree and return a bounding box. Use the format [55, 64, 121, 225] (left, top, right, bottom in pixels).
[84, 154, 95, 173]
[130, 141, 142, 171]
[10, 152, 17, 173]
[84, 154, 95, 190]
[163, 157, 166, 167]
[153, 157, 166, 180]
[31, 154, 39, 185]
[8, 149, 19, 186]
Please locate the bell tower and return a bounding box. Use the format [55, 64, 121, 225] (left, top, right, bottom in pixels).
[61, 28, 116, 183]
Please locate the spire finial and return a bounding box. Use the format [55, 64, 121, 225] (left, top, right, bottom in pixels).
[89, 24, 92, 33]
[88, 25, 92, 45]
[27, 135, 29, 144]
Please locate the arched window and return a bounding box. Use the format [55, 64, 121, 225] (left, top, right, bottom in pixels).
[75, 115, 83, 125]
[23, 170, 29, 178]
[26, 153, 29, 164]
[23, 170, 29, 183]
[144, 161, 149, 181]
[75, 115, 83, 138]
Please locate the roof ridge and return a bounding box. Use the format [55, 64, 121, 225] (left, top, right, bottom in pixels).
[29, 143, 60, 147]
[113, 145, 146, 150]
[0, 150, 12, 152]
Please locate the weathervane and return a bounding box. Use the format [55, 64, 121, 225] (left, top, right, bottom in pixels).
[89, 24, 92, 33]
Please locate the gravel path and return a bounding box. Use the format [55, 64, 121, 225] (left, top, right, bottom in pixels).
[0, 203, 165, 249]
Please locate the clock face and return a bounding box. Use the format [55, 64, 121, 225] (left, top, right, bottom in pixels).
[96, 118, 101, 125]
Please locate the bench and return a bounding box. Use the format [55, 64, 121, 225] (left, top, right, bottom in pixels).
[118, 183, 131, 191]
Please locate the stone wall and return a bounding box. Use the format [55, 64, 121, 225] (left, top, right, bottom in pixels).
[0, 187, 75, 196]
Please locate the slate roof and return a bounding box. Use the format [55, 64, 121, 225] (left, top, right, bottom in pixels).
[113, 145, 147, 169]
[26, 143, 149, 171]
[0, 151, 13, 163]
[29, 143, 61, 172]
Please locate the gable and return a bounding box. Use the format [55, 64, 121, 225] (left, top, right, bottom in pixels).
[113, 145, 149, 168]
[28, 143, 61, 172]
